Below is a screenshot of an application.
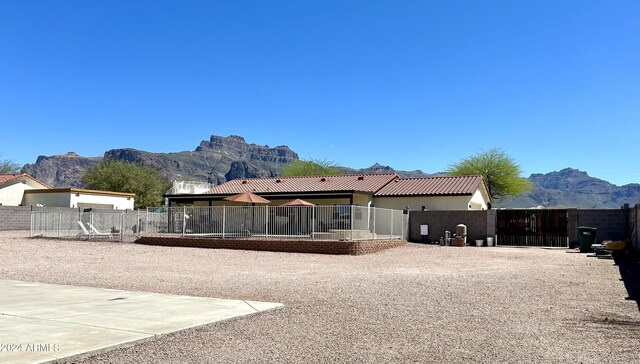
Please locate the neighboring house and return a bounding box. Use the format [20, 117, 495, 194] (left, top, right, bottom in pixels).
[373, 175, 491, 210]
[23, 188, 135, 210]
[165, 173, 492, 211]
[167, 180, 213, 195]
[0, 173, 50, 206]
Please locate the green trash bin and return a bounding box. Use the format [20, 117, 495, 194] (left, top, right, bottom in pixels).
[577, 226, 597, 253]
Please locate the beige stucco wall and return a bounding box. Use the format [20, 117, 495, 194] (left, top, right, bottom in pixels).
[0, 178, 47, 206]
[192, 196, 366, 207]
[373, 195, 479, 211]
[352, 193, 372, 206]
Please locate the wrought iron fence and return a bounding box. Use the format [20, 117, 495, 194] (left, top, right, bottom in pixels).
[30, 205, 409, 241]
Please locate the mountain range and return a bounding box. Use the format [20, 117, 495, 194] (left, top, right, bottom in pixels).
[20, 134, 640, 209]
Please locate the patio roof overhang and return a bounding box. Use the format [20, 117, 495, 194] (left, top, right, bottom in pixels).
[164, 191, 371, 205]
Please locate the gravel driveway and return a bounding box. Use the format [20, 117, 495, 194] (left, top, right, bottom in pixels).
[1, 231, 639, 363]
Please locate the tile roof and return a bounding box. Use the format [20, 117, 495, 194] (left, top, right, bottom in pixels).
[374, 175, 485, 196]
[203, 173, 399, 195]
[0, 173, 50, 188]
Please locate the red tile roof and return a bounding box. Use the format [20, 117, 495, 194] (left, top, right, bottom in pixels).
[374, 175, 485, 196]
[204, 173, 399, 195]
[0, 173, 50, 188]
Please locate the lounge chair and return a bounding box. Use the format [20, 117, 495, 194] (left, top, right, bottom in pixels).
[87, 223, 115, 239]
[77, 221, 91, 239]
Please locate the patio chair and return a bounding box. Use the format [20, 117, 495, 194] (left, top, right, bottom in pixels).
[87, 223, 114, 239]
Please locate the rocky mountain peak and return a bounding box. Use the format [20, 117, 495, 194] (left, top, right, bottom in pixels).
[16, 134, 640, 208]
[23, 134, 299, 188]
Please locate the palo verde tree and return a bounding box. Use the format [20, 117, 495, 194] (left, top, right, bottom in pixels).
[0, 158, 21, 174]
[446, 147, 532, 199]
[82, 159, 171, 208]
[281, 158, 342, 177]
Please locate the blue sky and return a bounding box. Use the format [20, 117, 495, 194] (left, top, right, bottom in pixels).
[1, 1, 638, 186]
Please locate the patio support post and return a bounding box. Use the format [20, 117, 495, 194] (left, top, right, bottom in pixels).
[222, 206, 226, 238]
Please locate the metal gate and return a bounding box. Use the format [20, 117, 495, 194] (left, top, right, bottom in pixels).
[496, 209, 568, 247]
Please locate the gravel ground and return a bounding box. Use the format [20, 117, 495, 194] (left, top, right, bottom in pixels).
[1, 230, 639, 363]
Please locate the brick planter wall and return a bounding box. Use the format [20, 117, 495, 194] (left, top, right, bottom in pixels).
[135, 236, 406, 255]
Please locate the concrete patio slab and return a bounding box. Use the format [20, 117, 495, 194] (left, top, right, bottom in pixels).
[0, 280, 283, 364]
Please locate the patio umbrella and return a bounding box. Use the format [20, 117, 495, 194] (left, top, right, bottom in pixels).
[280, 199, 315, 234]
[280, 198, 315, 207]
[223, 191, 271, 205]
[223, 192, 270, 234]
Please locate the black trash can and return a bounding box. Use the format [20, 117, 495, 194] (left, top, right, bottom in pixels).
[577, 226, 597, 253]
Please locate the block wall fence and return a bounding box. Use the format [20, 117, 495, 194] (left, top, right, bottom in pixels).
[0, 206, 32, 230]
[409, 206, 639, 253]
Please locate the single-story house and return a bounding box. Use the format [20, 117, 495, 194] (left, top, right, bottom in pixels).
[165, 173, 492, 211]
[23, 188, 135, 210]
[373, 175, 491, 210]
[0, 173, 50, 206]
[166, 173, 399, 207]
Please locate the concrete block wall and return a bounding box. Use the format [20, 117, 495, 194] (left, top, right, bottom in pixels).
[486, 210, 496, 239]
[0, 206, 31, 230]
[576, 209, 629, 242]
[632, 205, 639, 254]
[410, 207, 636, 248]
[409, 210, 489, 244]
[568, 209, 578, 245]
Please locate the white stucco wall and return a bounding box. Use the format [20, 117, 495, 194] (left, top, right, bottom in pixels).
[469, 189, 488, 210]
[24, 190, 134, 209]
[0, 178, 48, 206]
[72, 193, 133, 210]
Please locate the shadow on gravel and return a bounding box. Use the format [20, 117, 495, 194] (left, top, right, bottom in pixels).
[614, 255, 640, 312]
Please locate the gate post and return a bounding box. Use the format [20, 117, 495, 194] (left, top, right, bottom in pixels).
[182, 206, 186, 237]
[57, 210, 62, 238]
[567, 208, 578, 248]
[222, 206, 226, 238]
